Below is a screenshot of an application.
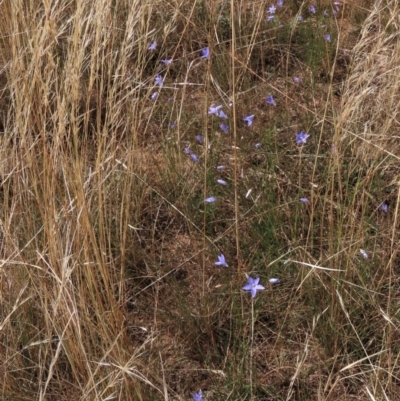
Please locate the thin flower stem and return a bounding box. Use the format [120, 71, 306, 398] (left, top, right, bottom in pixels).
[250, 298, 254, 400]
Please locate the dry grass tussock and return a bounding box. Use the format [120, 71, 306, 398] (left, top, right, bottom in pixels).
[0, 0, 400, 400]
[339, 0, 400, 160]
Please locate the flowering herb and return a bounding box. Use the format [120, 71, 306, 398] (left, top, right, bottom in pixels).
[195, 135, 203, 144]
[208, 105, 223, 115]
[217, 165, 225, 170]
[334, 1, 342, 10]
[269, 278, 280, 284]
[255, 143, 261, 148]
[298, 15, 304, 21]
[154, 74, 163, 87]
[300, 197, 310, 204]
[184, 147, 199, 163]
[309, 5, 316, 14]
[205, 196, 216, 203]
[266, 95, 276, 106]
[220, 123, 229, 134]
[150, 92, 158, 101]
[243, 114, 255, 127]
[192, 390, 203, 401]
[242, 276, 265, 298]
[334, 2, 342, 14]
[215, 254, 228, 267]
[277, 0, 283, 6]
[190, 153, 199, 163]
[360, 249, 369, 259]
[294, 77, 302, 83]
[161, 59, 173, 65]
[267, 15, 275, 21]
[380, 202, 388, 213]
[217, 179, 227, 186]
[296, 131, 310, 144]
[268, 5, 276, 14]
[200, 47, 210, 59]
[170, 122, 176, 128]
[148, 40, 157, 50]
[218, 110, 228, 119]
[324, 34, 331, 42]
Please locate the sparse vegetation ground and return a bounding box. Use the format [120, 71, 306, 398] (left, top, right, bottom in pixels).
[1, 0, 400, 400]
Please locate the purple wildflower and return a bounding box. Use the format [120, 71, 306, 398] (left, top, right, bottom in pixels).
[161, 59, 173, 65]
[294, 76, 302, 83]
[215, 254, 228, 267]
[190, 153, 199, 163]
[324, 34, 331, 42]
[170, 122, 176, 128]
[184, 147, 199, 163]
[298, 15, 304, 21]
[218, 110, 228, 119]
[300, 197, 310, 204]
[309, 5, 316, 14]
[267, 15, 275, 21]
[334, 1, 342, 14]
[277, 0, 283, 6]
[205, 196, 216, 203]
[154, 74, 163, 87]
[151, 92, 158, 101]
[200, 47, 210, 59]
[242, 276, 265, 298]
[208, 105, 223, 115]
[148, 40, 157, 50]
[217, 179, 227, 186]
[360, 249, 369, 259]
[255, 143, 261, 148]
[220, 122, 229, 134]
[217, 165, 225, 170]
[296, 131, 310, 144]
[268, 5, 276, 14]
[192, 390, 203, 401]
[266, 95, 276, 106]
[380, 202, 388, 213]
[195, 135, 203, 144]
[243, 114, 255, 127]
[269, 278, 280, 284]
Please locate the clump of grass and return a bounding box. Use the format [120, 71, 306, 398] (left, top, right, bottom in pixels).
[1, 0, 399, 400]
